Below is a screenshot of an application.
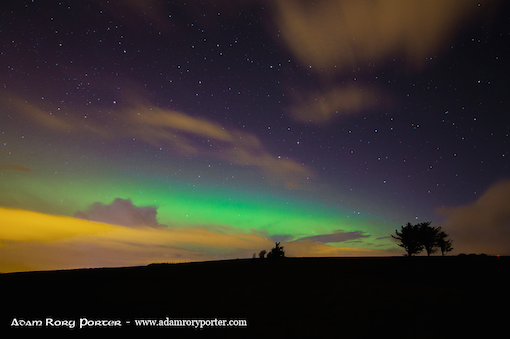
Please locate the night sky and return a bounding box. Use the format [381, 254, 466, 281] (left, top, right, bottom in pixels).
[1, 0, 510, 272]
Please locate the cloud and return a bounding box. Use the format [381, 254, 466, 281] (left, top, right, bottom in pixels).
[0, 94, 70, 132]
[225, 148, 313, 189]
[75, 198, 164, 228]
[436, 180, 510, 255]
[296, 230, 371, 244]
[0, 164, 30, 172]
[134, 106, 234, 143]
[269, 0, 501, 124]
[269, 234, 294, 243]
[289, 86, 382, 124]
[283, 239, 400, 257]
[375, 236, 391, 241]
[128, 104, 314, 188]
[273, 0, 492, 72]
[0, 91, 111, 137]
[3, 89, 314, 188]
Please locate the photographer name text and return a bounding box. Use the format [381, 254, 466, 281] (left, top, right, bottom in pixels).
[11, 317, 122, 329]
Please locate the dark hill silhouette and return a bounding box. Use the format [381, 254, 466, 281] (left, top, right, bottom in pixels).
[1, 256, 508, 337]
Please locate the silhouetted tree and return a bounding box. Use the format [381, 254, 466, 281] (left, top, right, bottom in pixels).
[437, 231, 453, 256]
[393, 222, 454, 256]
[266, 242, 285, 260]
[259, 249, 267, 259]
[392, 223, 423, 256]
[418, 222, 441, 256]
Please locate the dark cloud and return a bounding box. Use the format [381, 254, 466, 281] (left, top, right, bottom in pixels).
[269, 234, 294, 243]
[296, 230, 370, 244]
[75, 198, 164, 228]
[436, 180, 510, 255]
[375, 236, 391, 240]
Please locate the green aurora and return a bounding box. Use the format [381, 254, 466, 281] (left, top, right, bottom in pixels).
[1, 164, 392, 251]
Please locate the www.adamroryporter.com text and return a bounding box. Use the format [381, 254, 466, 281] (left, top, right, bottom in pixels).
[10, 317, 248, 329]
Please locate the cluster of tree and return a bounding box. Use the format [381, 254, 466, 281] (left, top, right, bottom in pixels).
[392, 222, 453, 256]
[258, 242, 285, 260]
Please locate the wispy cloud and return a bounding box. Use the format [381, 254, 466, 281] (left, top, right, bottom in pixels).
[133, 106, 234, 143]
[0, 164, 30, 172]
[129, 105, 314, 188]
[436, 179, 510, 255]
[283, 239, 399, 257]
[0, 91, 111, 137]
[128, 104, 314, 188]
[3, 90, 314, 189]
[289, 86, 382, 124]
[295, 230, 370, 244]
[0, 94, 70, 132]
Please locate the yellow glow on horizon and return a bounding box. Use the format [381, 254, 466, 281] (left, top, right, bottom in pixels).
[0, 207, 274, 272]
[0, 207, 116, 243]
[0, 207, 394, 273]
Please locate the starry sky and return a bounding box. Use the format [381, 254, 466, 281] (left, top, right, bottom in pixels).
[1, 0, 510, 272]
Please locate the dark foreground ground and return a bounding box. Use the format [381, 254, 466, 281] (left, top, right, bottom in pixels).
[0, 256, 508, 337]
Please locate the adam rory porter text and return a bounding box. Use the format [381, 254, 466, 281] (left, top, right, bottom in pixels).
[10, 317, 122, 329]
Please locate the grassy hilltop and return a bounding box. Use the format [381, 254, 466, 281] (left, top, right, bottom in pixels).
[1, 256, 507, 337]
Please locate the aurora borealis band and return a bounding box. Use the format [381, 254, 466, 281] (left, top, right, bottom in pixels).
[1, 0, 510, 272]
